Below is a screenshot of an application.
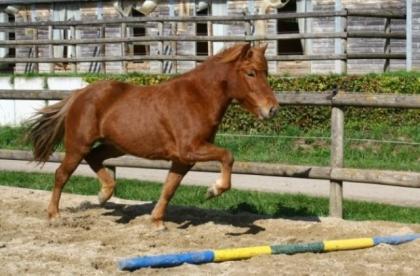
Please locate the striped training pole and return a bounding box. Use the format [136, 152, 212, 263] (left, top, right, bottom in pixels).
[118, 234, 420, 271]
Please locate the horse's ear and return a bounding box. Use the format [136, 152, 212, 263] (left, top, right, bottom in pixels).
[239, 43, 252, 59]
[218, 43, 252, 63]
[259, 43, 268, 53]
[254, 42, 268, 53]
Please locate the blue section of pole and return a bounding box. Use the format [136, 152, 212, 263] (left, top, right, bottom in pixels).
[118, 250, 214, 271]
[373, 234, 420, 246]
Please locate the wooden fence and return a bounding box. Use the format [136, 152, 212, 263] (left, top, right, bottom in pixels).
[0, 89, 419, 217]
[0, 10, 406, 73]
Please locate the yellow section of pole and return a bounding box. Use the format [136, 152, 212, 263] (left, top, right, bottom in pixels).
[214, 246, 272, 262]
[323, 238, 374, 252]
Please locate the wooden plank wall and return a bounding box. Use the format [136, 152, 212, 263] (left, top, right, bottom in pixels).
[311, 0, 406, 74]
[10, 0, 412, 75]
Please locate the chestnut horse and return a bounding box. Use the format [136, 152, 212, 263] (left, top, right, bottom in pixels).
[28, 43, 278, 229]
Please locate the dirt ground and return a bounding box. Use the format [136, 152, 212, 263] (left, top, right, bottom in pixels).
[1, 186, 420, 275]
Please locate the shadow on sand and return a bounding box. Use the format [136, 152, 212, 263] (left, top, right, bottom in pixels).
[76, 200, 322, 236]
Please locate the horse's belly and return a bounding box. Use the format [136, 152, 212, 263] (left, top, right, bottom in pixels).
[101, 115, 176, 161]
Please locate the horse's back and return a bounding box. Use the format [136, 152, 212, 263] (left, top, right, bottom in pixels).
[64, 78, 209, 160]
[79, 80, 135, 102]
[69, 80, 171, 157]
[64, 80, 138, 138]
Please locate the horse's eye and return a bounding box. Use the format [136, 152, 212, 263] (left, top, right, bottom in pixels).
[246, 70, 256, 77]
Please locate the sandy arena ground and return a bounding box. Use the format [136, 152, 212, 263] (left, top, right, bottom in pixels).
[1, 186, 420, 275]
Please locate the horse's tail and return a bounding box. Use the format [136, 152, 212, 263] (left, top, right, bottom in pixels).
[26, 92, 77, 163]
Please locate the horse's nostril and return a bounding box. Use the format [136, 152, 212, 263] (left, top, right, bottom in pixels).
[269, 106, 277, 117]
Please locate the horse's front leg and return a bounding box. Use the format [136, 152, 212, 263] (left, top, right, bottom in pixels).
[182, 143, 234, 199]
[151, 162, 193, 230]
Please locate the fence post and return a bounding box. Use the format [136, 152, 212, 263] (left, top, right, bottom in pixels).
[171, 22, 177, 73]
[208, 20, 213, 56]
[330, 92, 344, 218]
[406, 0, 412, 71]
[334, 1, 341, 73]
[70, 25, 77, 72]
[342, 9, 348, 74]
[100, 25, 106, 73]
[33, 27, 39, 73]
[48, 25, 54, 73]
[383, 17, 391, 72]
[244, 10, 253, 45]
[159, 21, 164, 73]
[335, 5, 347, 74]
[121, 22, 127, 73]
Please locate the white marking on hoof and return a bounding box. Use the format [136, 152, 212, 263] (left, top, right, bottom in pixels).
[206, 179, 223, 199]
[98, 190, 112, 205]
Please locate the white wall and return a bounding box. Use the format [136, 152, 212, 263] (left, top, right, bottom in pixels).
[212, 0, 228, 54]
[0, 77, 88, 126]
[0, 12, 8, 59]
[0, 77, 15, 125]
[13, 77, 46, 125]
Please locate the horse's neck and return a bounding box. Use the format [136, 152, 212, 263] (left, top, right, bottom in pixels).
[189, 62, 232, 123]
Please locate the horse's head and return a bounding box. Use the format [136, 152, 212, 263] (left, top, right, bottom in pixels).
[225, 43, 279, 119]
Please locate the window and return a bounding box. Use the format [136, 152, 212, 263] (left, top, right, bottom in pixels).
[131, 9, 149, 57]
[277, 1, 303, 55]
[196, 4, 209, 56]
[0, 12, 15, 73]
[8, 13, 15, 59]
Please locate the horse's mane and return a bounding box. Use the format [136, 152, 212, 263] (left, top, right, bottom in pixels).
[205, 43, 267, 71]
[167, 44, 249, 81]
[210, 43, 249, 63]
[168, 44, 263, 82]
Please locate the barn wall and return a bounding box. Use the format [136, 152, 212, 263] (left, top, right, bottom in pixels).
[9, 0, 414, 75]
[311, 0, 406, 74]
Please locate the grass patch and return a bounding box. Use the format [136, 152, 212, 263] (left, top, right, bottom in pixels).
[1, 170, 420, 224]
[0, 126, 31, 150]
[214, 123, 419, 171]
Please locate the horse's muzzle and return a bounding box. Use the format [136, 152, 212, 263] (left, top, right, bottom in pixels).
[259, 105, 278, 119]
[269, 106, 278, 118]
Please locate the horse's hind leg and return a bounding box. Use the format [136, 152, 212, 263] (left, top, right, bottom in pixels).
[151, 161, 193, 230]
[47, 151, 84, 219]
[84, 144, 124, 205]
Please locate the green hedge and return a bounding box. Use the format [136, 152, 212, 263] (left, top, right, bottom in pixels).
[83, 72, 420, 133]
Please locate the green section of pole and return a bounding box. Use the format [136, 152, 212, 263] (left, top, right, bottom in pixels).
[271, 242, 324, 255]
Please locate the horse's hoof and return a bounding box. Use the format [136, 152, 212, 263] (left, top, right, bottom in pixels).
[151, 220, 168, 231]
[205, 186, 219, 200]
[205, 189, 215, 200]
[47, 211, 60, 220]
[98, 190, 112, 206]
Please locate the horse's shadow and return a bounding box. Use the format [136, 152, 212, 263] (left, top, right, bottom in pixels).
[79, 199, 321, 236]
